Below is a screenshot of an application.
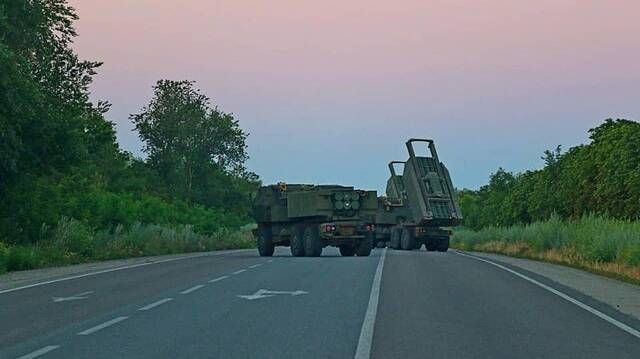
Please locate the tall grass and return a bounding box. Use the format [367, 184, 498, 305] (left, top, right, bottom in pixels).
[0, 218, 255, 274]
[452, 214, 640, 283]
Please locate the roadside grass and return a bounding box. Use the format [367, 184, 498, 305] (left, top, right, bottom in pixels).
[451, 215, 640, 284]
[0, 218, 255, 273]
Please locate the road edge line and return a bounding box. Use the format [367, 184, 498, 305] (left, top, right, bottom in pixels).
[354, 248, 387, 359]
[454, 250, 640, 339]
[0, 249, 252, 295]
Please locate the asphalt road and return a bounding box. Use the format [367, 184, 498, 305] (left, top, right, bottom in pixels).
[1, 248, 639, 358]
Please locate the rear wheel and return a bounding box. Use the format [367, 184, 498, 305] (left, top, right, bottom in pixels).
[436, 236, 450, 252]
[303, 226, 322, 257]
[356, 233, 373, 256]
[400, 228, 415, 250]
[339, 246, 355, 256]
[290, 226, 305, 257]
[425, 242, 437, 252]
[389, 227, 401, 249]
[257, 224, 274, 257]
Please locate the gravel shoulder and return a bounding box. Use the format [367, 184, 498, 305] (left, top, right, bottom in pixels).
[464, 251, 640, 321]
[0, 249, 253, 292]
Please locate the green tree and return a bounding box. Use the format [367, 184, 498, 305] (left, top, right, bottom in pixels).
[458, 118, 640, 230]
[131, 80, 251, 203]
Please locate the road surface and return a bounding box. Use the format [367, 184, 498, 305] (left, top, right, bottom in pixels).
[1, 248, 639, 358]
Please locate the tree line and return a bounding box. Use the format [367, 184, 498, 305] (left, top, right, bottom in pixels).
[0, 0, 259, 246]
[458, 119, 640, 230]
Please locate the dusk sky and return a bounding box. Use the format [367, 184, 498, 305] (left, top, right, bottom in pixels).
[70, 0, 640, 191]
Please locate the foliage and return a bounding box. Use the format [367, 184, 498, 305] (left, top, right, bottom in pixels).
[0, 0, 260, 268]
[0, 219, 255, 273]
[131, 80, 255, 203]
[452, 215, 640, 282]
[459, 119, 640, 230]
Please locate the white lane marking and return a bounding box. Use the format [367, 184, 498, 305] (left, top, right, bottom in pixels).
[139, 298, 174, 311]
[454, 251, 640, 340]
[52, 291, 93, 303]
[17, 345, 60, 359]
[209, 275, 229, 283]
[180, 284, 205, 295]
[248, 264, 262, 268]
[231, 269, 247, 275]
[0, 249, 252, 295]
[267, 259, 274, 263]
[78, 316, 128, 336]
[238, 289, 308, 300]
[354, 248, 387, 359]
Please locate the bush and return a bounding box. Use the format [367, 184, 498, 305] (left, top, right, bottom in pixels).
[452, 215, 640, 267]
[52, 217, 95, 258]
[0, 218, 256, 273]
[0, 242, 7, 274]
[6, 246, 42, 272]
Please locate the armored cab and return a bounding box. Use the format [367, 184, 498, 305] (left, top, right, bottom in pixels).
[374, 139, 462, 251]
[253, 183, 377, 257]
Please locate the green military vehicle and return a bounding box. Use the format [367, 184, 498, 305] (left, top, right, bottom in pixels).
[374, 139, 462, 251]
[252, 183, 377, 257]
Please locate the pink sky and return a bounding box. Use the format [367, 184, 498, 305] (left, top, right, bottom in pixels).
[70, 0, 640, 190]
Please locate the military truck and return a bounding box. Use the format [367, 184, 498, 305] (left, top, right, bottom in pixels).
[252, 183, 377, 257]
[374, 139, 462, 251]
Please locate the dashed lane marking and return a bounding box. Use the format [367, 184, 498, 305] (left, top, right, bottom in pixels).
[180, 285, 205, 295]
[0, 249, 252, 295]
[231, 269, 247, 275]
[16, 345, 60, 359]
[139, 298, 174, 311]
[77, 316, 128, 336]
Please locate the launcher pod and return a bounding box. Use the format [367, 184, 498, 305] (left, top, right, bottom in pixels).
[375, 139, 462, 251]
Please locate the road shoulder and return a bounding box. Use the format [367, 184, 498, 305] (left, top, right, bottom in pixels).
[460, 250, 640, 321]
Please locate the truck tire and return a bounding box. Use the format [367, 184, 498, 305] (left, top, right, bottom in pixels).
[375, 241, 386, 248]
[339, 246, 356, 256]
[257, 225, 274, 257]
[356, 233, 373, 256]
[400, 227, 415, 250]
[290, 226, 305, 257]
[436, 236, 450, 252]
[303, 226, 322, 257]
[425, 241, 437, 252]
[389, 227, 401, 249]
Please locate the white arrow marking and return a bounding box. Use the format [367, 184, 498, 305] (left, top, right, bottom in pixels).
[52, 291, 93, 303]
[237, 289, 308, 300]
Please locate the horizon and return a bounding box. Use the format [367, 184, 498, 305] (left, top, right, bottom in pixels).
[70, 0, 640, 192]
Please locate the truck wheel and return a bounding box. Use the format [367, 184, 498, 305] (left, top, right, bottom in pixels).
[356, 233, 373, 256]
[389, 227, 401, 249]
[375, 241, 386, 248]
[290, 226, 305, 257]
[436, 236, 450, 252]
[400, 228, 415, 250]
[303, 226, 322, 257]
[257, 225, 274, 257]
[339, 246, 355, 256]
[425, 242, 437, 252]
